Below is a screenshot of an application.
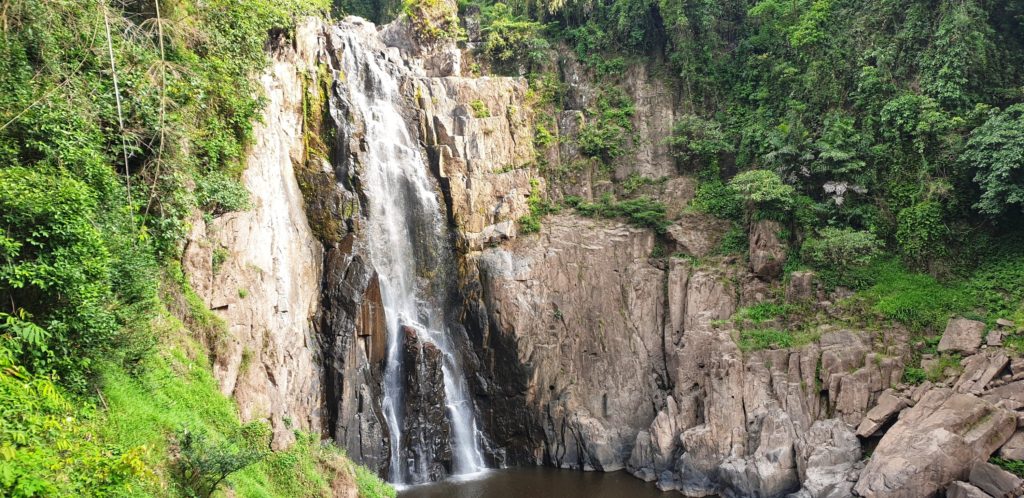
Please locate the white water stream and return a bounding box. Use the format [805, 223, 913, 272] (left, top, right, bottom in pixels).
[335, 24, 487, 485]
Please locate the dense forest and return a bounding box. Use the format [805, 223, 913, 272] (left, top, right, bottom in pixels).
[2, 0, 1024, 495]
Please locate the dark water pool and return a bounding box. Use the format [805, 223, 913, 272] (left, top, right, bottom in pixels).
[397, 467, 674, 498]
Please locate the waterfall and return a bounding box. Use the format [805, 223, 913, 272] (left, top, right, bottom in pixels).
[334, 22, 487, 485]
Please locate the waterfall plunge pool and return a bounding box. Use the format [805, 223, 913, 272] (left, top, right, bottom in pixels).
[397, 467, 680, 498]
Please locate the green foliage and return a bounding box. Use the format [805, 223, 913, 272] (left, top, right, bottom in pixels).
[577, 88, 636, 164]
[470, 99, 491, 118]
[737, 328, 819, 352]
[194, 170, 251, 215]
[965, 104, 1024, 218]
[354, 464, 397, 498]
[728, 170, 795, 220]
[0, 333, 149, 497]
[902, 367, 926, 385]
[173, 423, 267, 498]
[802, 227, 883, 272]
[403, 0, 465, 42]
[476, 2, 550, 72]
[518, 178, 555, 234]
[568, 193, 670, 233]
[667, 114, 732, 167]
[895, 200, 948, 268]
[734, 303, 795, 324]
[859, 259, 964, 331]
[692, 179, 743, 221]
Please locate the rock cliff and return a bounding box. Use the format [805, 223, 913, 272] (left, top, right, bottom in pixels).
[178, 9, 1024, 497]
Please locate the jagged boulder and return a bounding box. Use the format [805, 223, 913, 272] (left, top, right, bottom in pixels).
[947, 481, 996, 498]
[968, 461, 1024, 498]
[719, 408, 800, 498]
[938, 317, 986, 355]
[854, 389, 1016, 498]
[789, 419, 862, 498]
[954, 351, 1009, 394]
[856, 391, 907, 437]
[998, 431, 1024, 459]
[666, 212, 730, 258]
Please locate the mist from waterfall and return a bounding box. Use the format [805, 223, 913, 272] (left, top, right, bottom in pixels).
[334, 23, 487, 485]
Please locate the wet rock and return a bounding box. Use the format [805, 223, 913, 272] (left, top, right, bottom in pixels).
[399, 326, 453, 483]
[938, 318, 986, 355]
[853, 389, 1016, 498]
[749, 220, 787, 280]
[968, 461, 1024, 498]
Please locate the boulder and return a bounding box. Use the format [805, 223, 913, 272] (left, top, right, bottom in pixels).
[954, 351, 1009, 394]
[983, 380, 1024, 411]
[749, 220, 786, 280]
[998, 431, 1024, 460]
[719, 408, 800, 498]
[947, 481, 995, 498]
[938, 318, 986, 355]
[785, 271, 818, 302]
[968, 461, 1024, 498]
[856, 391, 907, 437]
[853, 389, 1016, 498]
[792, 419, 861, 498]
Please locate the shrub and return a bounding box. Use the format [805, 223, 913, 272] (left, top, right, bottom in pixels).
[737, 328, 819, 352]
[692, 180, 743, 221]
[667, 114, 732, 167]
[173, 423, 268, 498]
[518, 178, 554, 234]
[734, 303, 795, 324]
[729, 169, 795, 221]
[403, 0, 464, 42]
[194, 170, 251, 215]
[478, 2, 550, 72]
[965, 104, 1024, 218]
[802, 227, 883, 271]
[577, 88, 636, 164]
[570, 193, 670, 233]
[470, 99, 491, 118]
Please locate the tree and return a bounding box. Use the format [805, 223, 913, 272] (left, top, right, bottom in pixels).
[965, 104, 1024, 218]
[728, 169, 795, 222]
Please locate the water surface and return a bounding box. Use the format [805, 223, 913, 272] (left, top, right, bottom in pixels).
[398, 467, 673, 498]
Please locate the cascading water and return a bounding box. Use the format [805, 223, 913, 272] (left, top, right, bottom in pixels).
[334, 22, 487, 485]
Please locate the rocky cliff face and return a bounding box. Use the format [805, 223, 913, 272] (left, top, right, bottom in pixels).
[179, 8, 1024, 498]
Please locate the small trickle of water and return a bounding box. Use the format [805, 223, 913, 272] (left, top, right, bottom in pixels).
[334, 22, 487, 485]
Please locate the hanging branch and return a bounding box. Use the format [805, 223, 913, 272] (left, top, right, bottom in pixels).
[143, 0, 168, 220]
[103, 6, 134, 216]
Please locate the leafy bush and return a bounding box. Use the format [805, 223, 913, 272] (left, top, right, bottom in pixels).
[569, 193, 670, 233]
[728, 169, 795, 221]
[194, 170, 251, 215]
[470, 99, 491, 118]
[692, 179, 743, 221]
[577, 88, 636, 164]
[518, 179, 555, 234]
[478, 2, 550, 72]
[895, 200, 947, 268]
[173, 424, 268, 498]
[354, 464, 397, 498]
[667, 114, 732, 167]
[965, 104, 1024, 218]
[802, 227, 883, 271]
[860, 259, 964, 331]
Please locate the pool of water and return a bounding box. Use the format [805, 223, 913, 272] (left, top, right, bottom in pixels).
[397, 467, 674, 498]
